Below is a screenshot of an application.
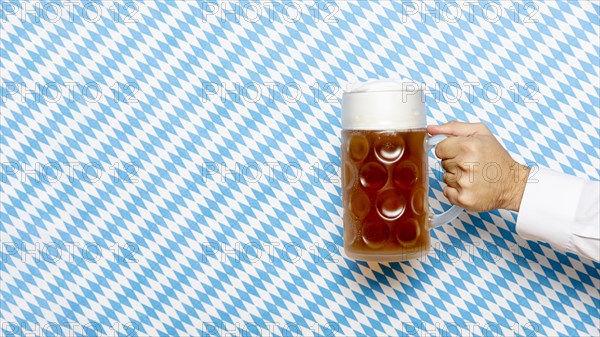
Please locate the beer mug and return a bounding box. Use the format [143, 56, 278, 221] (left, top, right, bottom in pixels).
[341, 79, 463, 261]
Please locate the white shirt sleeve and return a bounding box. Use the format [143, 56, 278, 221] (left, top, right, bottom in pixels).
[516, 167, 600, 262]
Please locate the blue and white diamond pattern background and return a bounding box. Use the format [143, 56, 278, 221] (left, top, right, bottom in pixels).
[1, 1, 599, 336]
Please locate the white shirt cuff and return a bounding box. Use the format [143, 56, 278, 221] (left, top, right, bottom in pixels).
[516, 167, 586, 253]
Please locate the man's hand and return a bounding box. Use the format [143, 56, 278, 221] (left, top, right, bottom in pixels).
[427, 121, 530, 212]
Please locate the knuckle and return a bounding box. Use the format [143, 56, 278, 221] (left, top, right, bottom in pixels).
[443, 173, 452, 184]
[477, 122, 491, 134]
[443, 163, 457, 175]
[435, 145, 444, 158]
[458, 176, 473, 188]
[457, 194, 474, 208]
[459, 141, 473, 152]
[443, 187, 456, 202]
[451, 165, 462, 176]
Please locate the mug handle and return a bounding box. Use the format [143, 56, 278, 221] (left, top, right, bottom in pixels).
[426, 135, 463, 228]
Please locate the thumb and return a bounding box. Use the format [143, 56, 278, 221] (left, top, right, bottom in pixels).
[427, 121, 490, 137]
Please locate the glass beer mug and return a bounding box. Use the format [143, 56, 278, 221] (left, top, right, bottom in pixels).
[341, 79, 463, 261]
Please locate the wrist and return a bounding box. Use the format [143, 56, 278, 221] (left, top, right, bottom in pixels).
[505, 163, 530, 211]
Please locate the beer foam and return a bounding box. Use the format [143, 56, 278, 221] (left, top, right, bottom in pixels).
[342, 78, 426, 130]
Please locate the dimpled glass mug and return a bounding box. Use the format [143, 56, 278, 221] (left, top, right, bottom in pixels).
[341, 79, 463, 261]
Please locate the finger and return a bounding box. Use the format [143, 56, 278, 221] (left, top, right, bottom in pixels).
[442, 186, 460, 205]
[434, 137, 462, 159]
[442, 172, 459, 188]
[441, 159, 460, 175]
[428, 120, 491, 137]
[426, 125, 440, 134]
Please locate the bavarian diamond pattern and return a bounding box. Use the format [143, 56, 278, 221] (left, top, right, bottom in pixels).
[1, 1, 599, 336]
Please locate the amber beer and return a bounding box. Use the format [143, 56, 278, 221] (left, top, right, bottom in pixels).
[341, 80, 462, 261]
[342, 129, 429, 259]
